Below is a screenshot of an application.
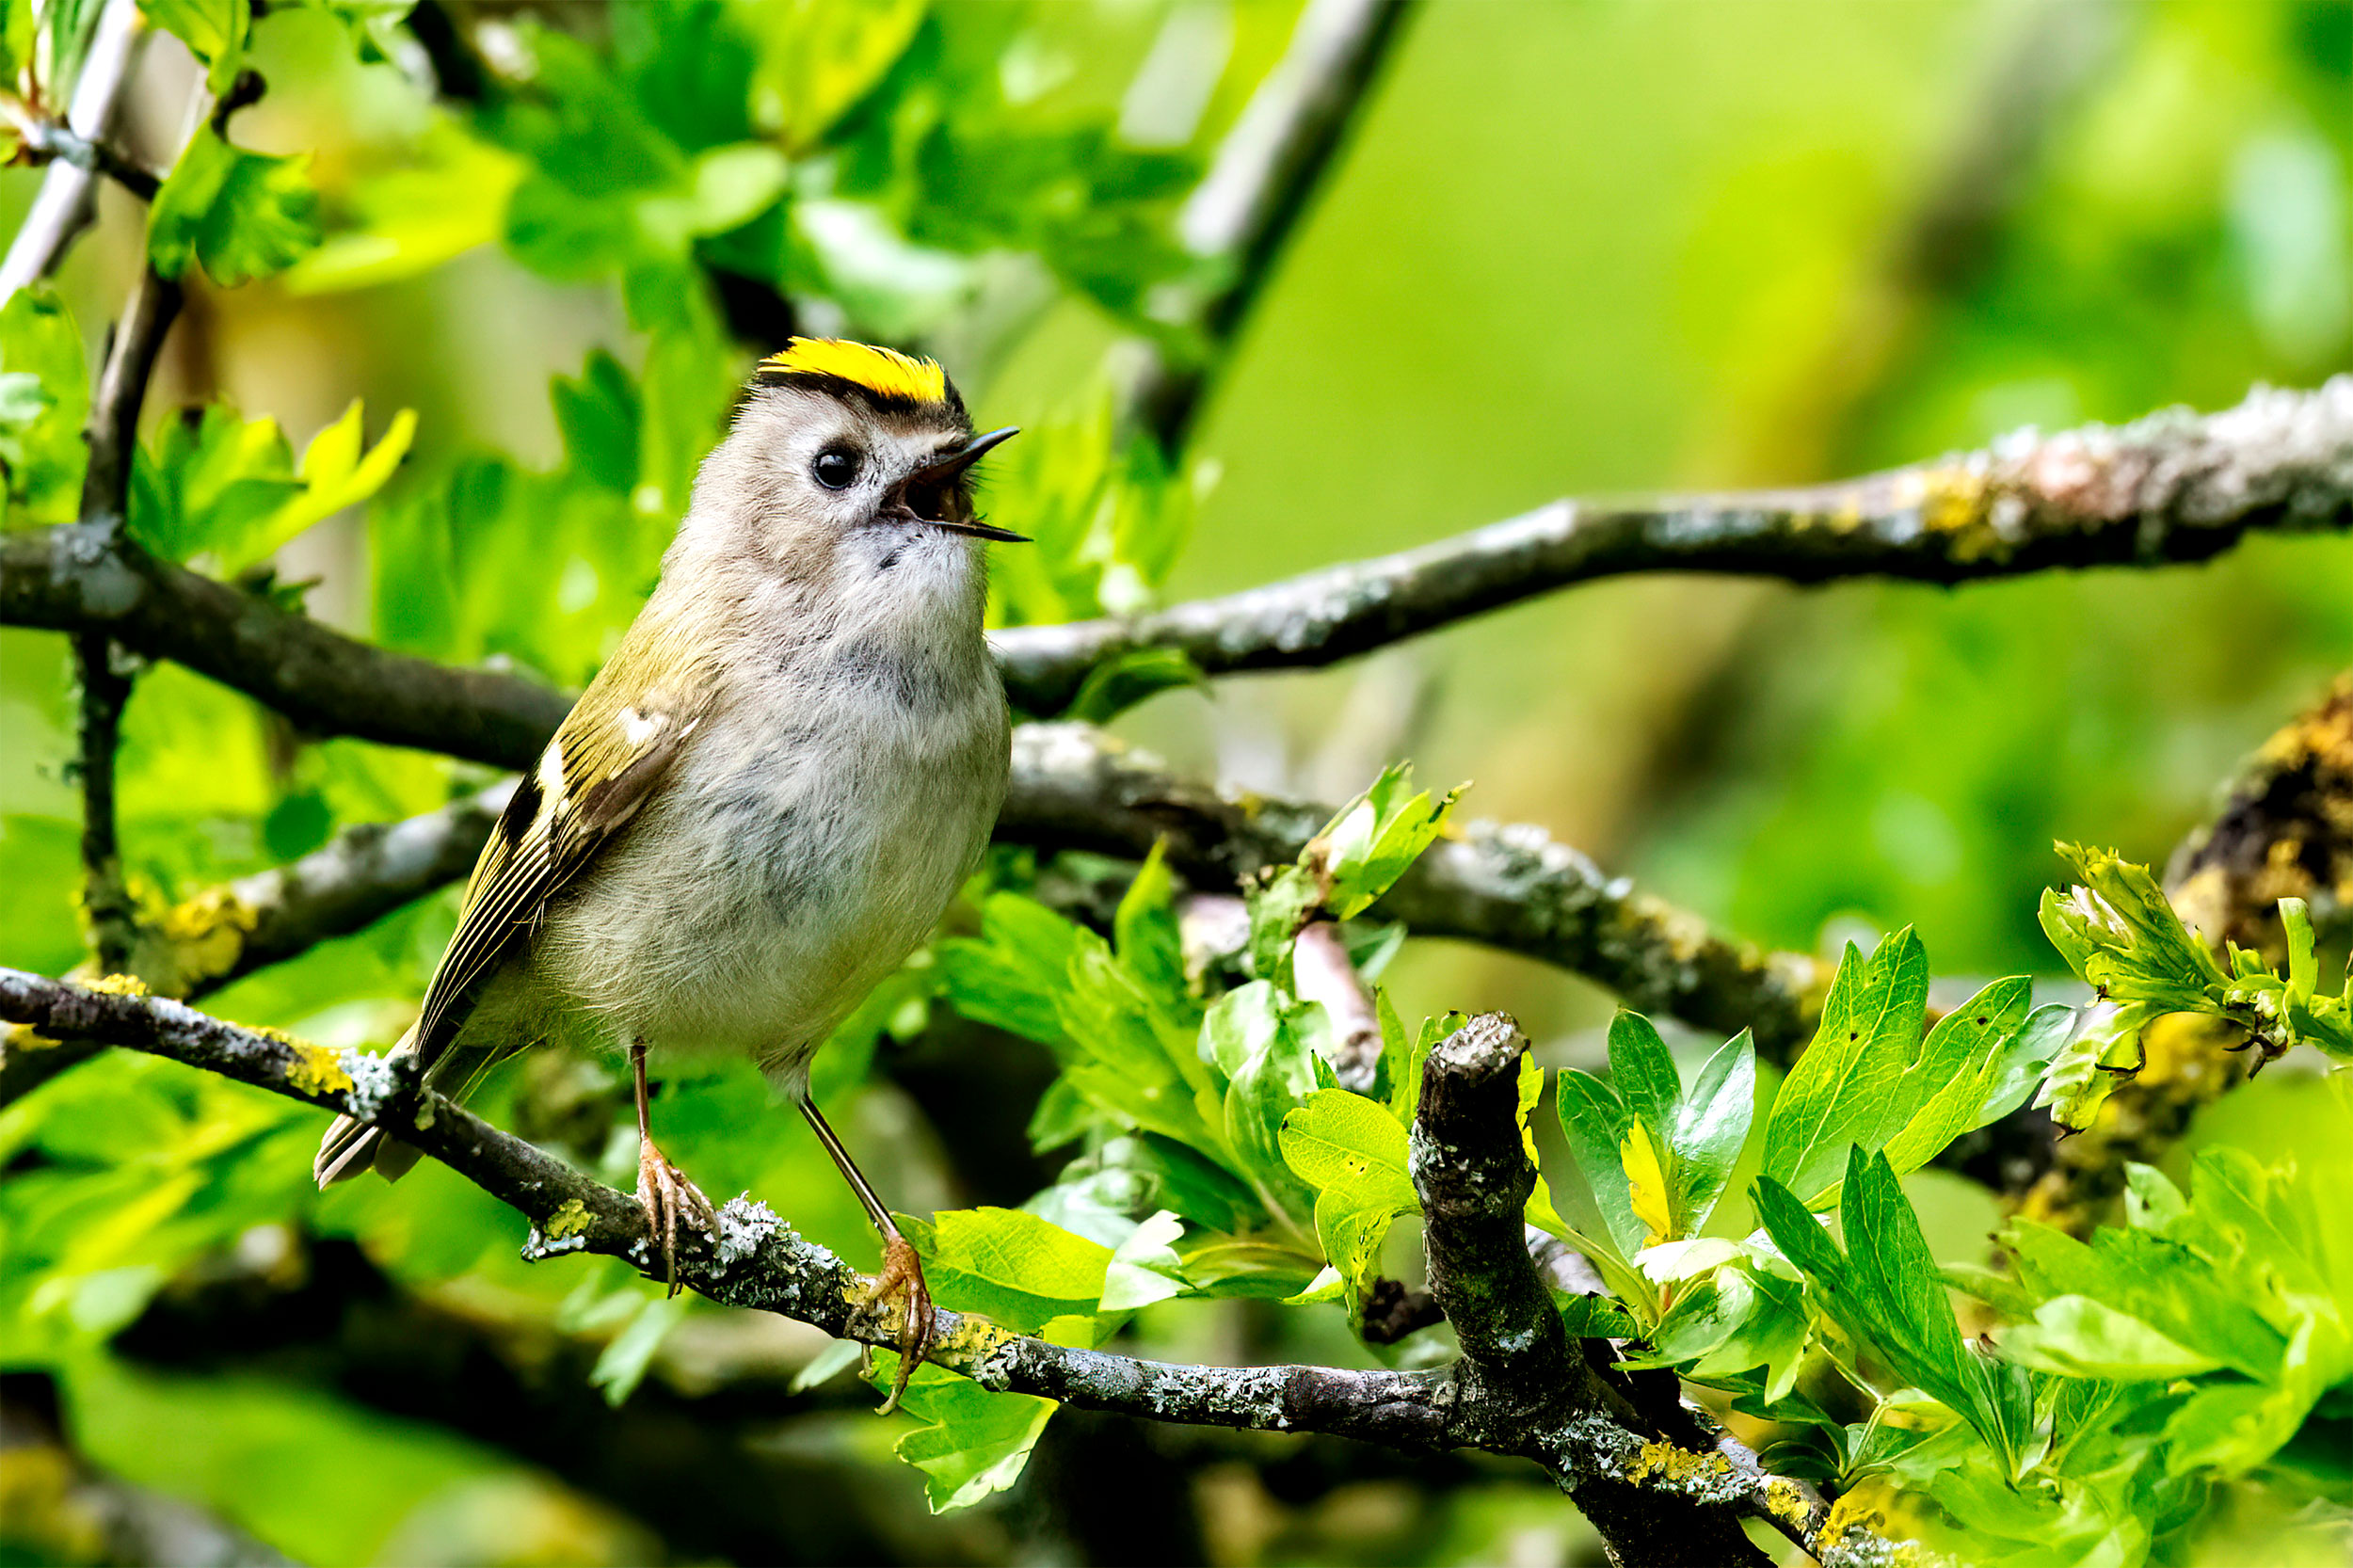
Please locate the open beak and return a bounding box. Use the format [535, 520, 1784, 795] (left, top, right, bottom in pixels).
[909, 426, 1027, 541]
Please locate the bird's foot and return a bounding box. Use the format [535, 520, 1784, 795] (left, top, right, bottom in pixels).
[636, 1138, 713, 1297]
[861, 1230, 935, 1416]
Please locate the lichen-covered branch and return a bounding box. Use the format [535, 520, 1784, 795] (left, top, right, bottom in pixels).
[2013, 674, 2353, 1233]
[1002, 725, 1825, 1061]
[999, 378, 2353, 714]
[0, 970, 1844, 1568]
[1123, 0, 1417, 454]
[3, 525, 573, 770]
[8, 384, 2347, 767]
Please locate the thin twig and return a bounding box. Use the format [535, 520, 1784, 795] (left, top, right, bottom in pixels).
[1124, 0, 1417, 454]
[0, 0, 145, 300]
[67, 257, 182, 974]
[0, 969, 1844, 1567]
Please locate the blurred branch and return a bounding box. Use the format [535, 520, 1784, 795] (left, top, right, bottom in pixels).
[1124, 0, 1417, 455]
[0, 972, 1845, 1568]
[1723, 0, 2126, 481]
[0, 1370, 295, 1568]
[113, 1236, 924, 1567]
[2010, 675, 2353, 1233]
[0, 0, 144, 300]
[1001, 378, 2353, 714]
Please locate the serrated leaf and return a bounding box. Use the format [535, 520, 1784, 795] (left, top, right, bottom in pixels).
[890, 1367, 1058, 1512]
[1998, 1294, 2221, 1381]
[149, 127, 322, 287]
[1760, 929, 1932, 1204]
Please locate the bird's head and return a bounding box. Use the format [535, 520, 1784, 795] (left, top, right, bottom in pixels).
[681, 338, 1023, 609]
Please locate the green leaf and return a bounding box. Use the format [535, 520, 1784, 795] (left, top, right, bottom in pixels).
[1560, 1293, 1641, 1338]
[1999, 1218, 2286, 1380]
[1759, 929, 1931, 1205]
[1760, 1149, 2034, 1474]
[1320, 764, 1462, 920]
[1212, 983, 1321, 1227]
[1064, 646, 1207, 725]
[1100, 1209, 1189, 1312]
[1056, 930, 1222, 1152]
[138, 0, 248, 94]
[936, 893, 1083, 1048]
[904, 1208, 1112, 1337]
[288, 120, 525, 294]
[0, 286, 89, 524]
[1279, 1088, 1417, 1307]
[1673, 1029, 1755, 1237]
[587, 1291, 688, 1406]
[1557, 1066, 1642, 1257]
[1113, 841, 1188, 1011]
[149, 127, 322, 287]
[1999, 1294, 2222, 1381]
[739, 0, 925, 153]
[890, 1366, 1058, 1512]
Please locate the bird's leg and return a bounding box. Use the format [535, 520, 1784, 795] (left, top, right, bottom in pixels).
[632, 1039, 712, 1297]
[802, 1097, 933, 1416]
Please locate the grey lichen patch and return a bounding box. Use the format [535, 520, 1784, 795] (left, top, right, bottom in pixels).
[338, 1048, 401, 1121]
[713, 1192, 787, 1270]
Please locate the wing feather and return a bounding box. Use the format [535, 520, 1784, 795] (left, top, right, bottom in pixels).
[408, 655, 710, 1072]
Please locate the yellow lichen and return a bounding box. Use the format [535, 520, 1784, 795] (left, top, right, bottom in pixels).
[1823, 1482, 1891, 1543]
[157, 887, 259, 989]
[1624, 1441, 1730, 1486]
[284, 1041, 355, 1096]
[85, 973, 150, 997]
[1764, 1478, 1811, 1526]
[544, 1199, 593, 1240]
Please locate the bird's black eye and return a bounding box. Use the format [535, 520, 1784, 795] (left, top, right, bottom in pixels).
[812, 446, 861, 490]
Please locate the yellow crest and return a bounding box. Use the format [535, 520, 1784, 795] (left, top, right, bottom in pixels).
[757, 337, 954, 411]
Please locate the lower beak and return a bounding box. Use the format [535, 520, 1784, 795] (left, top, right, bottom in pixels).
[911, 427, 1028, 543]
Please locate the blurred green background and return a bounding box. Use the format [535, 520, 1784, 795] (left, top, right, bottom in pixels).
[3, 0, 2349, 1563]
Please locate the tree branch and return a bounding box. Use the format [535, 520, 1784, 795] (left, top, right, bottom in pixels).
[70, 255, 182, 974]
[1124, 0, 1417, 454]
[1001, 726, 1823, 1060]
[0, 722, 1820, 1108]
[0, 970, 1841, 1567]
[1004, 378, 2353, 713]
[8, 383, 2347, 762]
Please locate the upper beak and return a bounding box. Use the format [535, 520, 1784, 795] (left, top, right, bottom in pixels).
[910, 426, 1027, 542]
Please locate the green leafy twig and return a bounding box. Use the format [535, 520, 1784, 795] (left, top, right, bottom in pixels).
[2038, 842, 2353, 1128]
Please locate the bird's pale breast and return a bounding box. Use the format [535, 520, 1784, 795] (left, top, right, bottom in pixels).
[531, 637, 1008, 1088]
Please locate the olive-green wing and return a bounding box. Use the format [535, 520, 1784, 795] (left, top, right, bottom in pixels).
[409, 685, 707, 1068]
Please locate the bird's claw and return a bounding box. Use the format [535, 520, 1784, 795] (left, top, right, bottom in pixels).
[866, 1231, 935, 1416]
[636, 1139, 713, 1297]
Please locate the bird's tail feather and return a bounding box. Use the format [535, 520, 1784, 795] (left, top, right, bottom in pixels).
[313, 1023, 499, 1189]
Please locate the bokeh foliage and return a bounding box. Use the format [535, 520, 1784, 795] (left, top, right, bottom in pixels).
[3, 0, 2351, 1564]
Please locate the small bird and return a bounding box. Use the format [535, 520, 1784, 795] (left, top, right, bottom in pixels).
[316, 338, 1022, 1412]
